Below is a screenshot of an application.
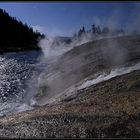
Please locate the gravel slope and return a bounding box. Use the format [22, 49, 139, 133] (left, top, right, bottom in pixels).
[0, 35, 140, 138]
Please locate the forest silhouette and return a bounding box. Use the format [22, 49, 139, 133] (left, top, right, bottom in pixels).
[0, 9, 45, 53]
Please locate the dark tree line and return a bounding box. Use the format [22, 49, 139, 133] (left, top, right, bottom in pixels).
[0, 9, 45, 53]
[73, 24, 125, 39]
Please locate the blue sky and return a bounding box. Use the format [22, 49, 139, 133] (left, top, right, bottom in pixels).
[0, 2, 139, 37]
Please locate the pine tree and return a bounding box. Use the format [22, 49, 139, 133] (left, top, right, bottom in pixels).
[0, 8, 45, 53]
[82, 26, 85, 33]
[92, 24, 96, 34]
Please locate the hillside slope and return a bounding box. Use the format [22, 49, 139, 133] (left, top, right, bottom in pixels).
[0, 35, 140, 138]
[0, 69, 140, 138]
[34, 35, 140, 105]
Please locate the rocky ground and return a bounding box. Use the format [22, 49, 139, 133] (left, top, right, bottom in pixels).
[0, 35, 140, 138]
[34, 35, 140, 104]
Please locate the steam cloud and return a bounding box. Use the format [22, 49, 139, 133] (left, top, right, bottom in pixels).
[38, 36, 73, 58]
[27, 4, 140, 106]
[29, 35, 132, 106]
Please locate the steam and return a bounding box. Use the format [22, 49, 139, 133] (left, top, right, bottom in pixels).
[27, 35, 93, 105]
[25, 4, 140, 107]
[29, 30, 137, 106]
[32, 63, 140, 105]
[29, 33, 134, 106]
[101, 38, 128, 66]
[38, 34, 91, 60]
[38, 37, 70, 58]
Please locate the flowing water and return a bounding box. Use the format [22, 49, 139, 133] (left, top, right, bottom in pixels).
[0, 50, 44, 116]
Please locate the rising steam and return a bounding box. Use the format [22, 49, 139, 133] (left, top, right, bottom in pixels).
[28, 32, 140, 107]
[27, 4, 140, 106]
